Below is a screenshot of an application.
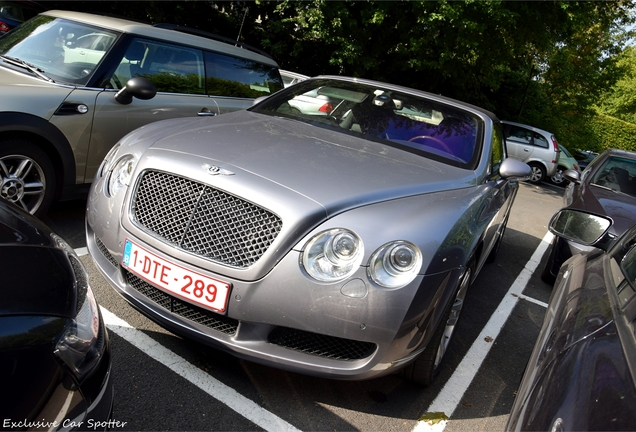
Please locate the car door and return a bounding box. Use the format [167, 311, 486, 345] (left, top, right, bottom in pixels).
[479, 122, 518, 266]
[86, 38, 219, 183]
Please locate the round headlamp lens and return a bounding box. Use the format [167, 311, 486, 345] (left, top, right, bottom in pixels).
[107, 155, 136, 197]
[369, 241, 422, 288]
[302, 228, 364, 282]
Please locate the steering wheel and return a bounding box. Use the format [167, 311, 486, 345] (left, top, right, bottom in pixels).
[408, 135, 452, 154]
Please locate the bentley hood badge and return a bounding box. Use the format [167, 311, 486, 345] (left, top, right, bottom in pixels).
[207, 165, 235, 176]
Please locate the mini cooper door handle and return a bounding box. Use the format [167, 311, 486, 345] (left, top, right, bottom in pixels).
[198, 108, 217, 116]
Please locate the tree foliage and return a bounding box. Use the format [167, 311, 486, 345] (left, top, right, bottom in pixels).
[597, 46, 636, 124]
[46, 0, 636, 150]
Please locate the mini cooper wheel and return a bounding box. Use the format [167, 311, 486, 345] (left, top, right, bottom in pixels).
[401, 263, 473, 386]
[0, 139, 55, 217]
[527, 163, 546, 184]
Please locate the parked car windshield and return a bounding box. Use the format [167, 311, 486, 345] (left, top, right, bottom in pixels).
[591, 156, 636, 197]
[0, 15, 119, 85]
[252, 78, 482, 169]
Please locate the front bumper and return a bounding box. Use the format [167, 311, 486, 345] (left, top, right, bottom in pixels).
[87, 221, 460, 380]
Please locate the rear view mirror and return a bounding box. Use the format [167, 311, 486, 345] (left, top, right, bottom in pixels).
[563, 169, 580, 184]
[549, 209, 612, 246]
[499, 158, 532, 181]
[115, 77, 157, 105]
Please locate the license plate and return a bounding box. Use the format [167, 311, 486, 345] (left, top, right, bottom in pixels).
[122, 239, 231, 313]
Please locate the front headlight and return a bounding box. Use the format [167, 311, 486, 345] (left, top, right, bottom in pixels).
[98, 143, 121, 178]
[301, 228, 364, 282]
[368, 241, 422, 288]
[107, 155, 136, 196]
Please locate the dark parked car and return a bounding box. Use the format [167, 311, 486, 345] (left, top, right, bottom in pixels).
[87, 75, 530, 385]
[573, 149, 599, 171]
[0, 199, 113, 429]
[541, 149, 636, 283]
[0, 0, 45, 34]
[507, 209, 636, 431]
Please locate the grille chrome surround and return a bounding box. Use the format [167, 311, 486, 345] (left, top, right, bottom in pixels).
[125, 270, 239, 335]
[268, 327, 377, 361]
[131, 170, 283, 269]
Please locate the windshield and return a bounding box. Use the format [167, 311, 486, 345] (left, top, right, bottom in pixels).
[591, 156, 636, 197]
[251, 78, 482, 168]
[0, 15, 119, 85]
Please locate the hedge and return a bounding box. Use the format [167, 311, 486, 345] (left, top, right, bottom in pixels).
[589, 114, 636, 153]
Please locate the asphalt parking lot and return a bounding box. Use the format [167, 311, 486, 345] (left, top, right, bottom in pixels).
[42, 180, 565, 432]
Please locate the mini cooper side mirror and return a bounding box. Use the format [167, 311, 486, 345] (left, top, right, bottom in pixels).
[115, 77, 157, 105]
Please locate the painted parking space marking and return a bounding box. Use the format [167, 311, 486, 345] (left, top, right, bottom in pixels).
[413, 231, 554, 432]
[99, 307, 301, 432]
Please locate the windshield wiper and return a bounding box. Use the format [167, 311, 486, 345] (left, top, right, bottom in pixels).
[0, 55, 55, 82]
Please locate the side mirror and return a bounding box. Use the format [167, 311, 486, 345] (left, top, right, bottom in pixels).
[563, 169, 580, 184]
[499, 158, 532, 181]
[549, 209, 613, 249]
[115, 77, 157, 105]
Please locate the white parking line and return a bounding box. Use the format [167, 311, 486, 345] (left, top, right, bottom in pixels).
[99, 307, 301, 432]
[413, 231, 554, 432]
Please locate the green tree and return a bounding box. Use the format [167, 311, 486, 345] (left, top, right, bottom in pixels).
[46, 0, 636, 149]
[597, 46, 636, 124]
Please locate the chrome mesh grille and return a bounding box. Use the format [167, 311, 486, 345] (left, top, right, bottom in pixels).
[131, 170, 282, 268]
[268, 327, 377, 361]
[96, 236, 119, 268]
[126, 271, 238, 335]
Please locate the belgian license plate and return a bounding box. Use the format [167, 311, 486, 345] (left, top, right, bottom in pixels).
[122, 239, 231, 313]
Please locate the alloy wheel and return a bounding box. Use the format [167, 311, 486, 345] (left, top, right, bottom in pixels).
[434, 266, 472, 369]
[0, 155, 46, 214]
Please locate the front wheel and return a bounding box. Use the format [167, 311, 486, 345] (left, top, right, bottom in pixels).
[0, 139, 56, 217]
[528, 163, 546, 184]
[400, 264, 473, 386]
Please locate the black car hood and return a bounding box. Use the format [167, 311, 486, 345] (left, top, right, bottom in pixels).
[577, 184, 636, 237]
[0, 201, 75, 317]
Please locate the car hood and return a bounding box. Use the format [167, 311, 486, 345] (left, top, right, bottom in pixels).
[148, 110, 477, 214]
[579, 185, 636, 237]
[0, 65, 74, 118]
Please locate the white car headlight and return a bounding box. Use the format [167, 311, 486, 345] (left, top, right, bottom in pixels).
[53, 238, 102, 379]
[107, 155, 136, 196]
[368, 241, 422, 288]
[302, 228, 364, 282]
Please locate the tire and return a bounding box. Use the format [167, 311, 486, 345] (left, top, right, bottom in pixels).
[528, 163, 546, 184]
[400, 263, 473, 386]
[550, 166, 568, 186]
[0, 138, 56, 217]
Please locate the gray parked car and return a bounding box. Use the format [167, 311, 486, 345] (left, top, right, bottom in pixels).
[502, 120, 560, 183]
[86, 76, 530, 385]
[0, 10, 283, 216]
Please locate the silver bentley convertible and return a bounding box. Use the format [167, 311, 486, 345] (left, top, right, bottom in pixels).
[86, 76, 530, 385]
